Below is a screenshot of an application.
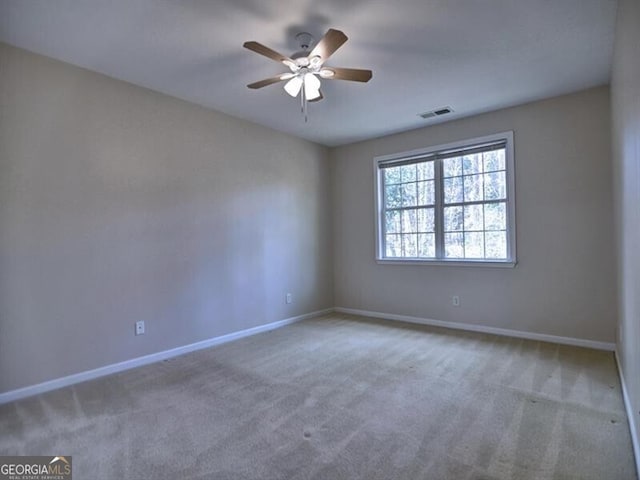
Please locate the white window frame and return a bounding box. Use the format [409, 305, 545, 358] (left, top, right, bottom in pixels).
[374, 131, 516, 267]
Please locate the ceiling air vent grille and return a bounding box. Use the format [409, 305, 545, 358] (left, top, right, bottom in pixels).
[418, 107, 453, 119]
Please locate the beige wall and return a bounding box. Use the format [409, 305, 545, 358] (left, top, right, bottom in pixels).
[611, 0, 640, 460]
[0, 39, 624, 401]
[332, 87, 616, 343]
[0, 43, 333, 393]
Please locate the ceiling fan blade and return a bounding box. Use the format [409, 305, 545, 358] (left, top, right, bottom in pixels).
[308, 90, 324, 102]
[309, 29, 348, 62]
[247, 75, 289, 89]
[243, 41, 294, 64]
[324, 67, 372, 82]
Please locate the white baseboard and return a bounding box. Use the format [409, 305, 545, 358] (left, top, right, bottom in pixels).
[334, 307, 616, 351]
[0, 308, 334, 405]
[615, 351, 640, 479]
[0, 306, 617, 406]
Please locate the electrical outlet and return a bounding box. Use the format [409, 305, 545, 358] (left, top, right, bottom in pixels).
[452, 295, 460, 307]
[286, 293, 293, 304]
[135, 321, 145, 336]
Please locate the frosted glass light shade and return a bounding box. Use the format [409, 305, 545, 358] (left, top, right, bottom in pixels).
[284, 76, 303, 97]
[304, 73, 321, 100]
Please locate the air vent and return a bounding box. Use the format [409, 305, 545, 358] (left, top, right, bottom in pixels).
[418, 107, 453, 119]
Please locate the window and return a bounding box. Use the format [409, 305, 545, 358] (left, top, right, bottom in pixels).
[375, 132, 516, 266]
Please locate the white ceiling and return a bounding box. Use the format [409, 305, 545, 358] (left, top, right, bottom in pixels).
[0, 0, 618, 146]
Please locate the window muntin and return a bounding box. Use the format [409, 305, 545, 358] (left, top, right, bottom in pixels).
[375, 133, 515, 265]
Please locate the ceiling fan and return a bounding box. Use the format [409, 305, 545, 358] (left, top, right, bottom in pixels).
[243, 29, 372, 119]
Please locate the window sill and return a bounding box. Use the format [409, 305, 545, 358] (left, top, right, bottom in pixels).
[376, 258, 517, 268]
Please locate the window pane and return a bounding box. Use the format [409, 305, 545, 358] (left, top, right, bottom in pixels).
[445, 232, 464, 258]
[417, 208, 435, 232]
[385, 210, 401, 234]
[485, 231, 507, 259]
[418, 233, 435, 257]
[417, 161, 434, 180]
[444, 177, 463, 204]
[417, 180, 435, 205]
[464, 204, 484, 231]
[385, 184, 402, 208]
[484, 171, 506, 200]
[465, 232, 484, 258]
[463, 174, 483, 202]
[444, 206, 463, 232]
[379, 138, 512, 263]
[400, 164, 417, 183]
[483, 150, 505, 172]
[403, 234, 418, 257]
[384, 166, 402, 185]
[463, 154, 482, 175]
[401, 183, 417, 207]
[402, 209, 418, 233]
[443, 157, 462, 177]
[484, 202, 506, 230]
[385, 234, 402, 257]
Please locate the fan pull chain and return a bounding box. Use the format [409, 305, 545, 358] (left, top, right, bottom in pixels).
[301, 82, 308, 123]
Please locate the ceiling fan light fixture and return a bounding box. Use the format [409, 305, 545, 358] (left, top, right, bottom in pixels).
[284, 76, 303, 97]
[244, 28, 373, 119]
[319, 68, 335, 78]
[303, 73, 321, 100]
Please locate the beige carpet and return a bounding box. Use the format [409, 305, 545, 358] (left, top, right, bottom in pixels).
[0, 314, 636, 479]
